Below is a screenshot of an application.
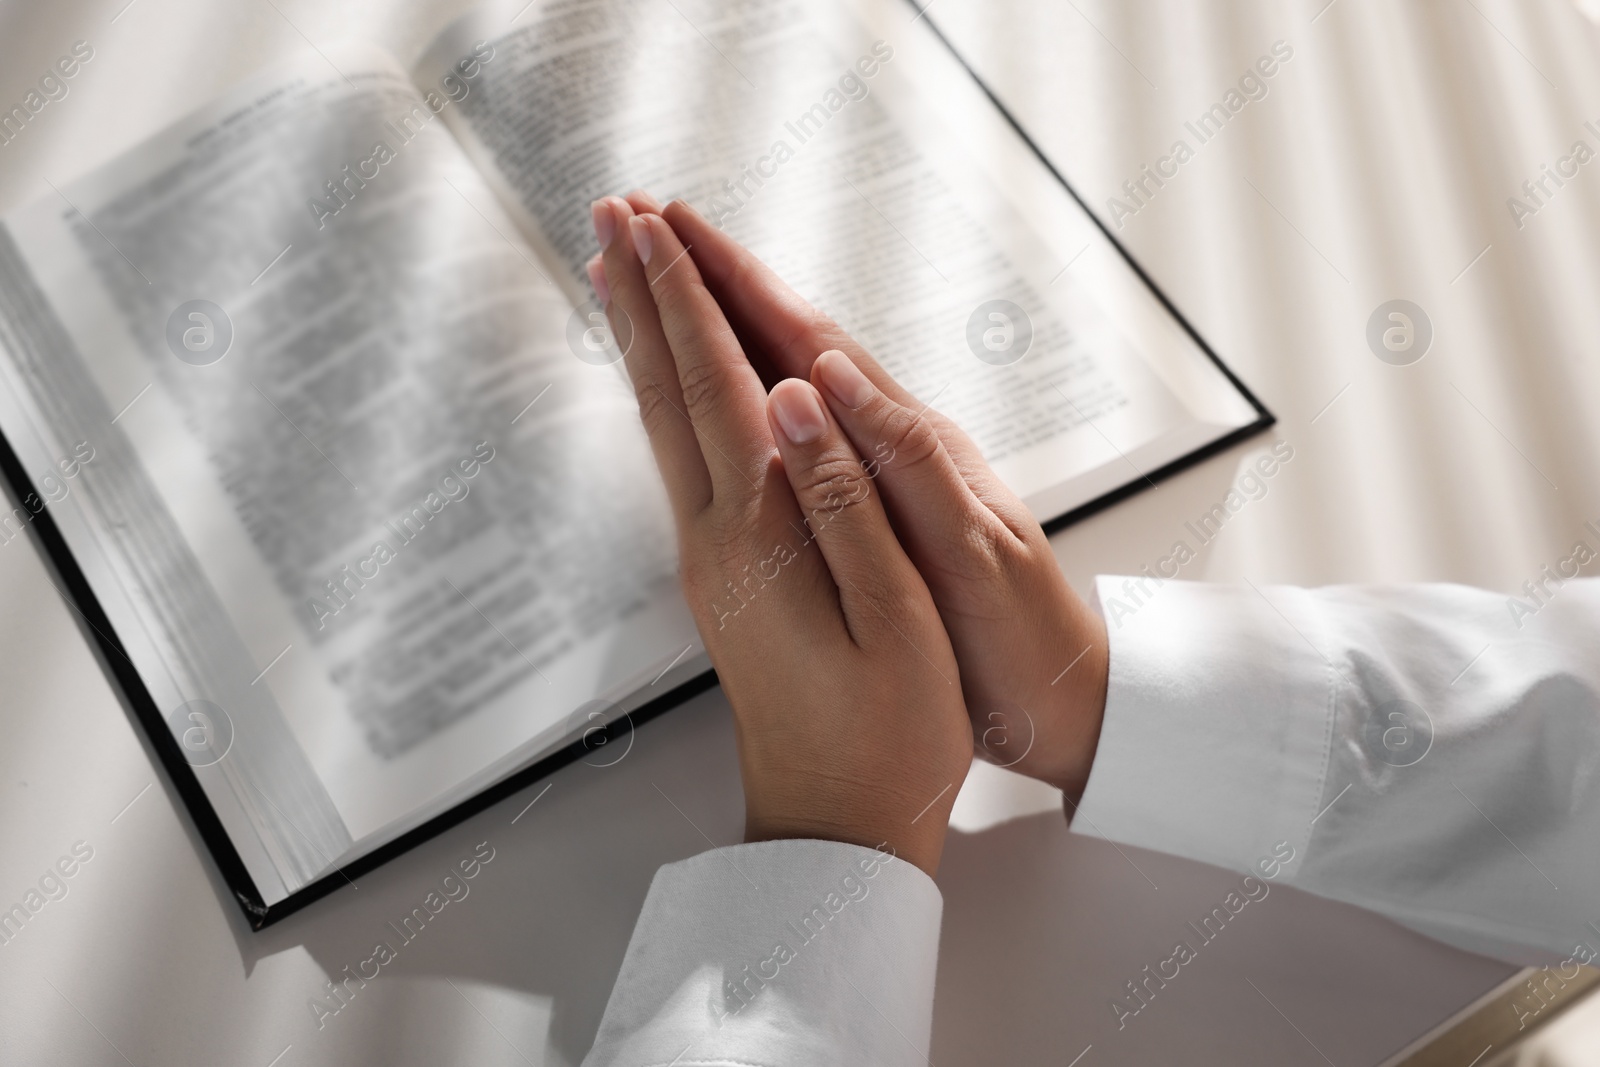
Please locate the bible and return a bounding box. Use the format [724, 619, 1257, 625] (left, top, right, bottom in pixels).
[0, 0, 1270, 927]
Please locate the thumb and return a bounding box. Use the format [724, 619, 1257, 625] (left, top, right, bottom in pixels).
[809, 349, 1007, 560]
[766, 378, 940, 649]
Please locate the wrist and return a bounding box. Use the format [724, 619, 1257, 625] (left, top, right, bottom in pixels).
[1044, 608, 1109, 803]
[743, 797, 950, 877]
[974, 602, 1108, 803]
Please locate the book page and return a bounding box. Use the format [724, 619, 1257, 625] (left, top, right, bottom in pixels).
[415, 0, 1262, 523]
[0, 43, 700, 901]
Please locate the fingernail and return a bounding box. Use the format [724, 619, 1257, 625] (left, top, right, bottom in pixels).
[630, 188, 665, 214]
[772, 382, 827, 444]
[816, 349, 875, 408]
[586, 253, 610, 304]
[670, 197, 704, 221]
[629, 215, 653, 264]
[591, 199, 615, 249]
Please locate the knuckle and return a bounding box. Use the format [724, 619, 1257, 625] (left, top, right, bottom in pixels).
[948, 510, 1026, 586]
[676, 358, 725, 420]
[963, 512, 1011, 569]
[792, 455, 871, 515]
[633, 378, 682, 437]
[871, 402, 943, 472]
[851, 579, 900, 622]
[873, 578, 927, 621]
[654, 269, 717, 329]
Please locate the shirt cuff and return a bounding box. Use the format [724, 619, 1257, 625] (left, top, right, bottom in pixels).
[1074, 576, 1337, 880]
[585, 839, 943, 1067]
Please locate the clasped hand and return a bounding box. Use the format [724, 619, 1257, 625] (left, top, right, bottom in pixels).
[589, 192, 1109, 875]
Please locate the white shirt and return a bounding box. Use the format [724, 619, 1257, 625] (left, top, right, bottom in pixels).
[581, 577, 1600, 1065]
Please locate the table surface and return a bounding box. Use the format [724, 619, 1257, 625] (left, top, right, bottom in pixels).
[3, 1, 1598, 1064]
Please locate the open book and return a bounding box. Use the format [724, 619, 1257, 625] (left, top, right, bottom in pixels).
[0, 0, 1269, 927]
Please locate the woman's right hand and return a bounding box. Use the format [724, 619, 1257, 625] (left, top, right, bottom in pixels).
[642, 196, 1112, 806]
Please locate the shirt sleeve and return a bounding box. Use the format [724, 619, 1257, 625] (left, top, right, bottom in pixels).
[1077, 576, 1600, 963]
[582, 838, 943, 1067]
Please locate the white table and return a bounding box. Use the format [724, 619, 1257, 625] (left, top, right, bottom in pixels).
[2, 0, 1596, 1063]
